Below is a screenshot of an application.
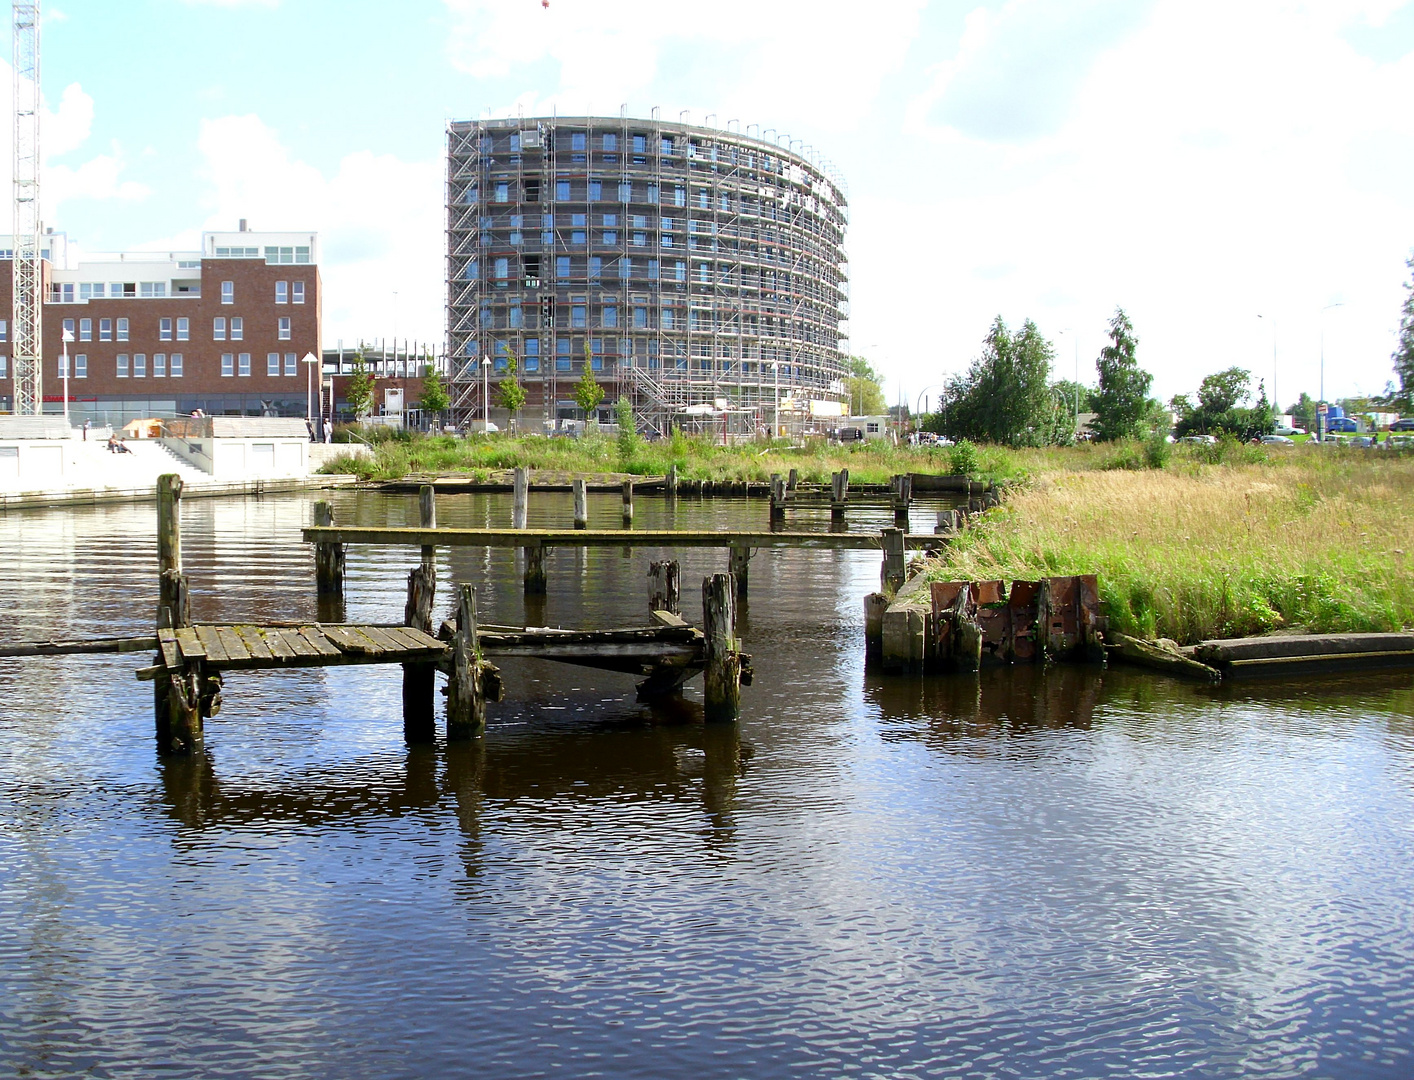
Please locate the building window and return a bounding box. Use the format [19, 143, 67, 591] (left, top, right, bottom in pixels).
[140, 282, 167, 298]
[674, 186, 686, 207]
[524, 339, 540, 372]
[268, 352, 280, 376]
[618, 181, 631, 202]
[556, 339, 571, 371]
[231, 317, 244, 341]
[79, 318, 91, 342]
[602, 133, 617, 152]
[275, 281, 288, 304]
[556, 256, 570, 280]
[238, 352, 251, 377]
[134, 353, 147, 378]
[602, 304, 618, 328]
[648, 259, 659, 280]
[509, 299, 523, 329]
[634, 305, 648, 329]
[213, 317, 226, 341]
[154, 353, 166, 378]
[221, 353, 234, 377]
[160, 317, 173, 341]
[495, 181, 509, 203]
[571, 303, 586, 329]
[221, 280, 234, 303]
[284, 352, 297, 376]
[99, 319, 112, 342]
[51, 283, 75, 303]
[662, 309, 675, 330]
[117, 354, 129, 378]
[0, 356, 6, 378]
[63, 318, 75, 339]
[117, 318, 129, 342]
[571, 131, 586, 152]
[602, 231, 618, 246]
[263, 246, 311, 264]
[673, 261, 686, 282]
[556, 179, 571, 201]
[494, 257, 509, 283]
[170, 353, 183, 377]
[588, 180, 602, 201]
[75, 354, 86, 378]
[631, 232, 646, 247]
[0, 320, 6, 342]
[292, 281, 304, 304]
[177, 317, 189, 341]
[58, 351, 68, 378]
[588, 256, 601, 279]
[278, 317, 291, 341]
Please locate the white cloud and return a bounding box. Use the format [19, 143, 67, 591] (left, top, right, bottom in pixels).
[191, 114, 445, 348]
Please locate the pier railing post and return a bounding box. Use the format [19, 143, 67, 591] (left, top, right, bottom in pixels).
[702, 573, 742, 722]
[830, 468, 849, 522]
[402, 490, 438, 743]
[622, 478, 634, 525]
[893, 474, 912, 529]
[513, 467, 528, 530]
[648, 560, 681, 615]
[154, 474, 201, 754]
[573, 477, 588, 529]
[447, 584, 485, 739]
[769, 474, 786, 522]
[314, 500, 345, 595]
[729, 544, 750, 598]
[881, 527, 907, 594]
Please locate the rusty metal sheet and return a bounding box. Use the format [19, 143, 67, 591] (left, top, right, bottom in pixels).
[975, 580, 1007, 606]
[930, 581, 969, 620]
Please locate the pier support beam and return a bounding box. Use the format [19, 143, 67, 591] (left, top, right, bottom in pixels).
[573, 477, 588, 529]
[447, 584, 485, 739]
[769, 474, 786, 522]
[702, 573, 742, 722]
[729, 544, 750, 598]
[524, 539, 547, 595]
[513, 467, 529, 529]
[665, 463, 678, 500]
[648, 560, 681, 615]
[622, 479, 634, 525]
[314, 500, 345, 595]
[154, 474, 201, 755]
[830, 469, 849, 523]
[881, 527, 907, 595]
[892, 474, 912, 529]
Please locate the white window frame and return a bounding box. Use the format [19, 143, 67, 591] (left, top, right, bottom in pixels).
[278, 317, 291, 341]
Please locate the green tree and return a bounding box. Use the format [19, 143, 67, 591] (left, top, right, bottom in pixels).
[929, 316, 1059, 446]
[574, 343, 605, 416]
[496, 354, 528, 420]
[844, 354, 886, 415]
[418, 363, 450, 417]
[615, 398, 638, 459]
[1174, 367, 1274, 440]
[1392, 251, 1414, 410]
[1286, 392, 1318, 432]
[1093, 308, 1153, 441]
[345, 351, 376, 419]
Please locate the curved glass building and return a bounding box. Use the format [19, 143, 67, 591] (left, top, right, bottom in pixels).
[446, 115, 849, 435]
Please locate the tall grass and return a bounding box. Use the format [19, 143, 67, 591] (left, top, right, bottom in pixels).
[926, 450, 1414, 642]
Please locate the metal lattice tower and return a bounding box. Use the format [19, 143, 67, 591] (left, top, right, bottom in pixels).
[12, 1, 42, 414]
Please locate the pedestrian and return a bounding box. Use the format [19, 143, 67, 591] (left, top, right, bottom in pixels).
[82, 419, 90, 442]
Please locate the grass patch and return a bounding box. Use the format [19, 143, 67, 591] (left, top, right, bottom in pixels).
[925, 448, 1414, 642]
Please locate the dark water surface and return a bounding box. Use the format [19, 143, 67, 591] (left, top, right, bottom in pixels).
[1, 491, 1412, 1078]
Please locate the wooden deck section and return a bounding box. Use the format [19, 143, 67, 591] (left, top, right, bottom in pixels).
[141, 623, 447, 678]
[302, 526, 945, 551]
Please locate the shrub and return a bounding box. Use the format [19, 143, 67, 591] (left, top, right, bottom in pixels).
[950, 439, 979, 477]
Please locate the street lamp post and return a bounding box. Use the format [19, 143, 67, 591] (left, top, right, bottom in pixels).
[1257, 314, 1277, 415]
[60, 328, 73, 424]
[303, 352, 320, 435]
[1319, 302, 1344, 440]
[482, 355, 492, 431]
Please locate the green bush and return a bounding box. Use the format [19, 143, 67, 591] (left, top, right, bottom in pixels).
[950, 440, 979, 477]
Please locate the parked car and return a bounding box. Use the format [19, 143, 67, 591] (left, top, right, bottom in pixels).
[1348, 435, 1377, 448]
[1390, 418, 1414, 432]
[1273, 423, 1306, 436]
[1260, 434, 1294, 445]
[1180, 434, 1217, 444]
[1386, 434, 1414, 449]
[1326, 416, 1359, 433]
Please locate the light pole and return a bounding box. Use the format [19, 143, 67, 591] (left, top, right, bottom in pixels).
[1319, 302, 1344, 440]
[772, 359, 780, 439]
[303, 352, 320, 436]
[1257, 314, 1277, 414]
[60, 328, 73, 424]
[1056, 328, 1080, 429]
[482, 355, 492, 431]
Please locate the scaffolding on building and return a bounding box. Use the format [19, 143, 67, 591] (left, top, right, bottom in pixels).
[11, 1, 42, 415]
[445, 112, 850, 437]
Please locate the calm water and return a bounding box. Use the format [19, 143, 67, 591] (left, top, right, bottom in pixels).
[1, 490, 1412, 1079]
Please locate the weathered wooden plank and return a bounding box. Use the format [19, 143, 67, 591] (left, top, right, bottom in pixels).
[232, 625, 274, 661]
[383, 625, 446, 653]
[302, 526, 946, 551]
[317, 624, 362, 653]
[174, 628, 205, 663]
[280, 628, 320, 658]
[357, 626, 408, 655]
[298, 627, 342, 657]
[260, 628, 297, 661]
[215, 626, 251, 662]
[159, 636, 182, 672]
[0, 635, 159, 658]
[195, 625, 228, 664]
[326, 625, 381, 656]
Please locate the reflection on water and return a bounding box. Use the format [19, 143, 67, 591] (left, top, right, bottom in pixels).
[1, 491, 1413, 1078]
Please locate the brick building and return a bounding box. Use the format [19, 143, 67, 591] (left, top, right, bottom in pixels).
[0, 224, 321, 423]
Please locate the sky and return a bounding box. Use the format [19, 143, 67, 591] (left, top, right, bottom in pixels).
[10, 0, 1414, 410]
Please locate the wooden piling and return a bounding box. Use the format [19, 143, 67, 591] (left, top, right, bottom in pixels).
[769, 474, 786, 521]
[648, 560, 681, 615]
[702, 573, 741, 722]
[524, 539, 547, 595]
[622, 479, 634, 525]
[830, 469, 849, 521]
[935, 508, 958, 534]
[665, 463, 678, 500]
[881, 527, 907, 594]
[893, 474, 912, 529]
[787, 468, 798, 491]
[419, 485, 437, 569]
[155, 475, 201, 754]
[573, 477, 588, 529]
[402, 555, 438, 743]
[313, 500, 345, 594]
[513, 467, 529, 530]
[864, 592, 889, 658]
[729, 544, 750, 598]
[447, 584, 485, 739]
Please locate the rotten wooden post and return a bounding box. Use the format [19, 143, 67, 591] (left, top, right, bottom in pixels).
[830, 468, 849, 522]
[936, 508, 958, 534]
[665, 463, 678, 500]
[314, 500, 345, 594]
[154, 474, 202, 755]
[403, 485, 438, 743]
[446, 583, 485, 739]
[513, 466, 529, 529]
[729, 544, 750, 598]
[524, 539, 547, 595]
[787, 468, 798, 491]
[893, 474, 912, 529]
[573, 477, 588, 529]
[864, 592, 889, 659]
[648, 560, 681, 615]
[881, 527, 907, 594]
[702, 573, 742, 722]
[769, 474, 786, 522]
[622, 478, 634, 525]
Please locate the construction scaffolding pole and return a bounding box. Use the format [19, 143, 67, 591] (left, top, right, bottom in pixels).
[12, 0, 42, 415]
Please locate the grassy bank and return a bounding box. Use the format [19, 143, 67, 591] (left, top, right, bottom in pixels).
[924, 448, 1414, 643]
[320, 430, 1024, 485]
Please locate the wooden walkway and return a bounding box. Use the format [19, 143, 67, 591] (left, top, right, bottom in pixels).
[141, 623, 446, 677]
[301, 526, 945, 550]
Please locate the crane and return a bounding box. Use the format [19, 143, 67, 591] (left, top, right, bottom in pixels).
[12, 1, 41, 414]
